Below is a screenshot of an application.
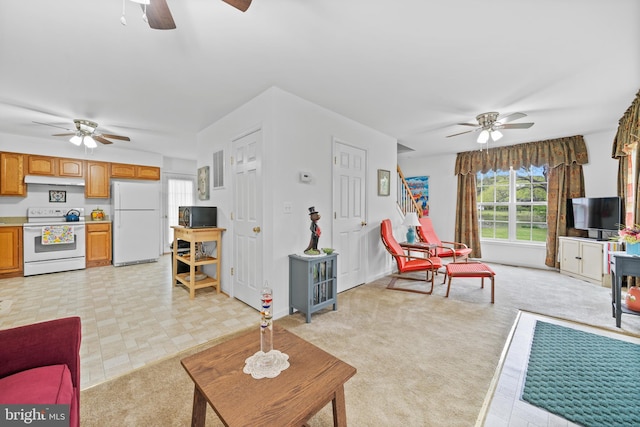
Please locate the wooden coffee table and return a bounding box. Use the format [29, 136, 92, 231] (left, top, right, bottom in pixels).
[181, 324, 357, 427]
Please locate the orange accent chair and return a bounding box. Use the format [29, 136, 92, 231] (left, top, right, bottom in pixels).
[417, 217, 472, 262]
[380, 219, 443, 294]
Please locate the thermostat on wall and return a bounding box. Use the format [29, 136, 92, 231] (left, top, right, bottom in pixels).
[299, 172, 312, 183]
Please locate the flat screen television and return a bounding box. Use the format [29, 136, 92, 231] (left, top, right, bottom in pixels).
[568, 196, 622, 240]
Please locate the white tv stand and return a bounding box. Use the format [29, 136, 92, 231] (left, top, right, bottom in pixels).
[558, 236, 613, 287]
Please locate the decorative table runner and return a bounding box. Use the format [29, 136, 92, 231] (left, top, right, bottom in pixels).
[523, 321, 640, 426]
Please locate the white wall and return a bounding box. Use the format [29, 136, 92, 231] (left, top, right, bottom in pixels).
[398, 130, 619, 269]
[195, 87, 398, 318]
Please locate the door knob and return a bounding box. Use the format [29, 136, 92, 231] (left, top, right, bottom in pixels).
[361, 221, 367, 226]
[253, 226, 261, 233]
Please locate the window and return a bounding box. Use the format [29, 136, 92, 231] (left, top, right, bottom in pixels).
[166, 176, 195, 248]
[476, 165, 548, 242]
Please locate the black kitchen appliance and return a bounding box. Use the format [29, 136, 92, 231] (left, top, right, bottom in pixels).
[171, 239, 190, 282]
[178, 206, 217, 228]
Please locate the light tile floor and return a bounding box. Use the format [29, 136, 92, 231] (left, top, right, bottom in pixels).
[0, 255, 257, 389]
[482, 311, 640, 427]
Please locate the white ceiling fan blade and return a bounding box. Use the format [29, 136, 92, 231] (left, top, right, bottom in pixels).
[495, 122, 534, 130]
[33, 121, 74, 132]
[446, 128, 480, 138]
[497, 112, 527, 124]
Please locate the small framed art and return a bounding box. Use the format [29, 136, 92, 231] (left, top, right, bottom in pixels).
[198, 166, 210, 200]
[377, 169, 390, 196]
[49, 190, 66, 203]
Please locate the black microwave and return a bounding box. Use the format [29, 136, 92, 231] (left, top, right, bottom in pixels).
[178, 206, 217, 228]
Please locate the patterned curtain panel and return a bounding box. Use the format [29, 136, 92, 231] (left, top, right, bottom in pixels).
[545, 163, 586, 268]
[455, 173, 481, 258]
[611, 90, 640, 223]
[454, 135, 588, 265]
[611, 90, 640, 286]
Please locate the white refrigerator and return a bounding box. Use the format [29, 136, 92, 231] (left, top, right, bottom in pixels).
[112, 180, 161, 266]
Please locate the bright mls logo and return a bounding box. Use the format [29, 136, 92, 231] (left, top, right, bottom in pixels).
[1, 405, 69, 426]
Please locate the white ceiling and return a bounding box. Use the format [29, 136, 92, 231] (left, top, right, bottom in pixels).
[1, 0, 638, 160]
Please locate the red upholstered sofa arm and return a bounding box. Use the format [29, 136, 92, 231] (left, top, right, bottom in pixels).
[0, 317, 81, 389]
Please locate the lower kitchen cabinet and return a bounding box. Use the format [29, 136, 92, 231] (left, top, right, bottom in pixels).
[86, 222, 112, 267]
[0, 226, 23, 277]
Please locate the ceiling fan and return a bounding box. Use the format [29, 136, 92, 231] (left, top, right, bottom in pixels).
[126, 0, 253, 30]
[446, 112, 534, 144]
[34, 119, 131, 149]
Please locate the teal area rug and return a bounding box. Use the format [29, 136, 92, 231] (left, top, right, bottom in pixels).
[522, 321, 640, 426]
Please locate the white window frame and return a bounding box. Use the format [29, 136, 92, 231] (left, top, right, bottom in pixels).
[477, 166, 548, 243]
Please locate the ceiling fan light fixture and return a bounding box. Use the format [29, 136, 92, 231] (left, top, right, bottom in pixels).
[490, 129, 503, 141]
[69, 134, 83, 146]
[477, 129, 490, 144]
[83, 136, 97, 149]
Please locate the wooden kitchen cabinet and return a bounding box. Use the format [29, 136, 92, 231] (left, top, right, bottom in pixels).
[28, 155, 84, 177]
[85, 161, 110, 198]
[27, 155, 56, 175]
[111, 163, 160, 180]
[58, 158, 84, 177]
[86, 222, 112, 267]
[136, 165, 160, 180]
[0, 152, 26, 196]
[0, 226, 23, 277]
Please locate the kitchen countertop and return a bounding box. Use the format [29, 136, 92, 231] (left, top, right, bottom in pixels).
[0, 217, 26, 226]
[0, 217, 112, 226]
[86, 217, 112, 223]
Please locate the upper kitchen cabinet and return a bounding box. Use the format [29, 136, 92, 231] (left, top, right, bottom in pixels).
[0, 152, 26, 196]
[85, 161, 110, 198]
[111, 163, 160, 180]
[58, 158, 84, 177]
[27, 155, 84, 177]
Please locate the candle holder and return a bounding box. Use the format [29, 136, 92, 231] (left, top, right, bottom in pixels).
[243, 284, 290, 379]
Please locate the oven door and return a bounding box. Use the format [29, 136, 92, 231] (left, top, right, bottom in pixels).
[23, 224, 86, 262]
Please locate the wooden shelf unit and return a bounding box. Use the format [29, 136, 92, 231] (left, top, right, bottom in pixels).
[171, 226, 225, 299]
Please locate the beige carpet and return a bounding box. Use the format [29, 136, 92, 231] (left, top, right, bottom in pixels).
[81, 264, 640, 426]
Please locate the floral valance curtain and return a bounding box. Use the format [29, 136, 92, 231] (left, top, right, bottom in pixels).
[611, 89, 640, 161]
[455, 135, 588, 175]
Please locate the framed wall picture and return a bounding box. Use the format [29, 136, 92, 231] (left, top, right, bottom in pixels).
[378, 169, 390, 196]
[197, 166, 210, 200]
[406, 175, 430, 216]
[49, 190, 66, 203]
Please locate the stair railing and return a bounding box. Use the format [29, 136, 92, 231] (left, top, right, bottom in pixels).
[397, 165, 423, 217]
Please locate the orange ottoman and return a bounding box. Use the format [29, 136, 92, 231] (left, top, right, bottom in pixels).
[444, 262, 495, 303]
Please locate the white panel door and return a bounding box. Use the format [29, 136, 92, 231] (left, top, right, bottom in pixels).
[232, 130, 263, 309]
[332, 140, 367, 292]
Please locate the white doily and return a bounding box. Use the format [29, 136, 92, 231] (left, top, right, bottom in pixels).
[243, 350, 290, 379]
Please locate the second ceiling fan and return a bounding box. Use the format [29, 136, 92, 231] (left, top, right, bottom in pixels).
[447, 112, 534, 144]
[137, 0, 253, 30]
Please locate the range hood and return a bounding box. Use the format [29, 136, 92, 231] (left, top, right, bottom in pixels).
[24, 175, 85, 186]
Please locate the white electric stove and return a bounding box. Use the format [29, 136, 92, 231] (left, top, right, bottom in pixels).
[23, 207, 86, 276]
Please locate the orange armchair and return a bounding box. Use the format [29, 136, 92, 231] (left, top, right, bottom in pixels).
[417, 217, 471, 262]
[380, 219, 443, 294]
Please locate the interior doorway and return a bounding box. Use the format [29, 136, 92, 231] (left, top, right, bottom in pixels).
[332, 139, 368, 292]
[232, 129, 263, 309]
